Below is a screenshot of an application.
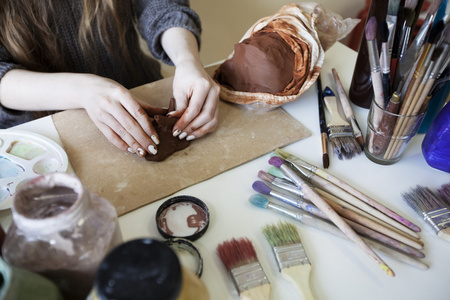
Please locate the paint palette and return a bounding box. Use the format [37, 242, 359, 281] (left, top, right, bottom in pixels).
[0, 130, 69, 210]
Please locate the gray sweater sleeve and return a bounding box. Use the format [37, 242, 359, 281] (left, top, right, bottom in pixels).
[135, 0, 202, 66]
[0, 44, 24, 81]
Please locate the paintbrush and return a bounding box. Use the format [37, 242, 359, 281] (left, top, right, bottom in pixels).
[268, 166, 294, 183]
[386, 0, 401, 63]
[258, 170, 302, 197]
[331, 68, 364, 150]
[402, 185, 450, 242]
[322, 86, 361, 159]
[249, 194, 429, 270]
[392, 0, 419, 91]
[275, 148, 422, 236]
[366, 16, 386, 115]
[268, 156, 395, 277]
[253, 180, 425, 255]
[216, 237, 271, 300]
[400, 0, 443, 79]
[316, 75, 330, 168]
[380, 20, 392, 107]
[262, 222, 315, 300]
[438, 183, 450, 204]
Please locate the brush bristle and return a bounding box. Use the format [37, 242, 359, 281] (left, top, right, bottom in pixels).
[329, 135, 362, 160]
[274, 148, 291, 159]
[216, 237, 258, 271]
[322, 153, 329, 169]
[252, 180, 272, 195]
[365, 16, 378, 41]
[387, 0, 401, 15]
[404, 0, 418, 9]
[438, 183, 450, 204]
[268, 156, 284, 167]
[379, 20, 389, 43]
[428, 20, 444, 44]
[258, 170, 275, 183]
[249, 194, 270, 209]
[268, 166, 289, 180]
[262, 222, 301, 248]
[402, 185, 447, 214]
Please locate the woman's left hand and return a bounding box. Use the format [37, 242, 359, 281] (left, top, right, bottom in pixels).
[170, 60, 219, 141]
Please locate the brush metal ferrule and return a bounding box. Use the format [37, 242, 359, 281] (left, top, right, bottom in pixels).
[273, 243, 310, 271]
[285, 156, 317, 173]
[423, 207, 450, 233]
[230, 261, 269, 294]
[327, 125, 354, 138]
[273, 177, 305, 198]
[367, 40, 381, 73]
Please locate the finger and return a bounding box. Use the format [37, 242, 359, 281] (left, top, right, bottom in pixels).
[183, 107, 219, 141]
[94, 113, 149, 157]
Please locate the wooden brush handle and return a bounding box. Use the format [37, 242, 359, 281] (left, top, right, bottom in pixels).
[438, 227, 450, 243]
[282, 265, 315, 300]
[240, 283, 271, 300]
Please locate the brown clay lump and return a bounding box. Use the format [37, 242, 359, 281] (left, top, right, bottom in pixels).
[145, 98, 190, 162]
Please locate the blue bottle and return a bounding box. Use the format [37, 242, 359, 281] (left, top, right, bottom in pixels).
[422, 102, 450, 173]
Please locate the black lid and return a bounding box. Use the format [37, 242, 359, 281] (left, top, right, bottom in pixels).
[94, 238, 182, 300]
[156, 195, 210, 241]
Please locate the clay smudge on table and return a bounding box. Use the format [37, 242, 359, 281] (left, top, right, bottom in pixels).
[7, 140, 46, 160]
[0, 156, 25, 179]
[158, 202, 208, 237]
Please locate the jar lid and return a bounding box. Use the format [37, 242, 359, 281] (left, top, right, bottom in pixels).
[156, 195, 210, 241]
[164, 238, 203, 278]
[94, 238, 182, 300]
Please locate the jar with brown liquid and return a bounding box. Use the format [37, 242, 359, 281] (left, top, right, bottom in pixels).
[2, 173, 122, 300]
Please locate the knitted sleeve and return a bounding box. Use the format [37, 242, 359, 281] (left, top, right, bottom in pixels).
[0, 44, 24, 81]
[135, 0, 202, 66]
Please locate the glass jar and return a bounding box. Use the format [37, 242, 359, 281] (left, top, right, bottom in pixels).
[2, 173, 122, 300]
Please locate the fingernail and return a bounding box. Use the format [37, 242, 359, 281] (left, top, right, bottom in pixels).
[148, 145, 157, 155]
[173, 129, 181, 137]
[179, 132, 187, 139]
[186, 135, 195, 141]
[151, 135, 160, 145]
[127, 147, 134, 153]
[167, 111, 176, 116]
[137, 148, 145, 156]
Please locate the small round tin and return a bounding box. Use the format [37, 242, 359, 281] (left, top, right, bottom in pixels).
[156, 195, 210, 241]
[164, 238, 203, 277]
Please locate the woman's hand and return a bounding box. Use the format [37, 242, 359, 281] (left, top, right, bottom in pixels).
[0, 70, 167, 157]
[170, 60, 219, 141]
[161, 27, 220, 141]
[81, 75, 168, 156]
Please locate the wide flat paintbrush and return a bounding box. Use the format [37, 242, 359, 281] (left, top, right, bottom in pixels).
[438, 183, 450, 204]
[402, 185, 450, 242]
[268, 156, 395, 277]
[331, 68, 364, 150]
[249, 194, 428, 270]
[322, 86, 361, 159]
[216, 237, 271, 299]
[316, 75, 330, 168]
[262, 222, 315, 300]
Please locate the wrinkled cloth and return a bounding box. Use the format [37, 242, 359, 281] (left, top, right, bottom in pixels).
[0, 0, 201, 128]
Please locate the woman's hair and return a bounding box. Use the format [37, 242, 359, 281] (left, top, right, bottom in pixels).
[0, 0, 136, 72]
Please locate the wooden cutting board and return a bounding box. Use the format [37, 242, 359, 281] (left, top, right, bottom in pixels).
[52, 68, 311, 216]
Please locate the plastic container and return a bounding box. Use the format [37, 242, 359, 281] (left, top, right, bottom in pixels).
[2, 173, 122, 300]
[88, 238, 210, 300]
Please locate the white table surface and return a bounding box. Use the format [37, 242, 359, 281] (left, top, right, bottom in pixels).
[2, 42, 449, 300]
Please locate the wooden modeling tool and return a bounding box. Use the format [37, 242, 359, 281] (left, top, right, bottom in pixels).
[216, 237, 271, 300]
[268, 156, 395, 277]
[317, 75, 330, 168]
[275, 148, 422, 234]
[262, 222, 315, 300]
[249, 194, 429, 270]
[402, 185, 450, 243]
[322, 86, 361, 159]
[331, 68, 364, 149]
[252, 180, 424, 256]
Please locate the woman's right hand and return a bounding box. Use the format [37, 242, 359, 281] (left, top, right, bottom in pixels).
[0, 70, 167, 157]
[79, 75, 168, 157]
